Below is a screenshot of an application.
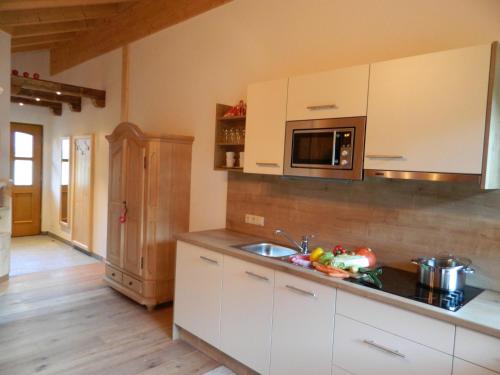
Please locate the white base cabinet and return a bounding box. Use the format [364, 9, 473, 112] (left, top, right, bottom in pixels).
[333, 314, 453, 375]
[174, 241, 223, 348]
[270, 272, 336, 375]
[453, 358, 499, 375]
[220, 257, 275, 374]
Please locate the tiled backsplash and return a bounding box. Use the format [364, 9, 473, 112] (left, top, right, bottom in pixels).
[226, 173, 500, 291]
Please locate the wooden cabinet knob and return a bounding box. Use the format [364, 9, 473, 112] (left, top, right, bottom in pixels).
[111, 273, 115, 277]
[129, 281, 133, 286]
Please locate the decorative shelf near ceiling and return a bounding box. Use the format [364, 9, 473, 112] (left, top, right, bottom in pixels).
[214, 103, 246, 172]
[10, 75, 106, 116]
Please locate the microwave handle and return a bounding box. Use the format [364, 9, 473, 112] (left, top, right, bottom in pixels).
[331, 130, 337, 166]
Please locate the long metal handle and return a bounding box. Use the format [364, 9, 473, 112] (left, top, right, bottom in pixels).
[363, 339, 406, 358]
[366, 155, 404, 159]
[285, 284, 316, 298]
[245, 271, 269, 281]
[256, 162, 280, 167]
[200, 256, 219, 265]
[306, 104, 337, 110]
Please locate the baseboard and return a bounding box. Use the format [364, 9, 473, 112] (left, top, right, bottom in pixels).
[0, 274, 9, 283]
[177, 326, 258, 375]
[46, 231, 105, 262]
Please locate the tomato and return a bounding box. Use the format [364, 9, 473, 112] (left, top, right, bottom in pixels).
[355, 247, 377, 268]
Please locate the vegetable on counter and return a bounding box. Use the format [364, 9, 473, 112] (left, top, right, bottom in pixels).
[289, 254, 311, 268]
[309, 247, 325, 262]
[331, 254, 370, 269]
[312, 262, 351, 278]
[355, 247, 377, 268]
[359, 267, 383, 289]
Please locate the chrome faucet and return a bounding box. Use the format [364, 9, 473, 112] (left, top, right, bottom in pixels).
[274, 229, 314, 255]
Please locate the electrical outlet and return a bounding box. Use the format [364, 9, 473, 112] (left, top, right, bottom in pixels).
[245, 214, 265, 226]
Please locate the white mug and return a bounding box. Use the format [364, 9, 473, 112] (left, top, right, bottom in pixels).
[226, 151, 235, 168]
[239, 152, 245, 167]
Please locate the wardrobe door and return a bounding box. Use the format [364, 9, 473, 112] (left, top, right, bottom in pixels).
[107, 138, 125, 267]
[122, 136, 146, 276]
[71, 135, 94, 251]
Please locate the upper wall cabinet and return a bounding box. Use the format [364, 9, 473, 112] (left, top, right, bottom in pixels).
[365, 43, 499, 185]
[286, 65, 369, 121]
[244, 78, 288, 175]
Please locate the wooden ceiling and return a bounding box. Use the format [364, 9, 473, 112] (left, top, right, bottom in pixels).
[1, 0, 232, 73]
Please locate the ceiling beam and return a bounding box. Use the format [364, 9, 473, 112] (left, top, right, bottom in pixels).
[0, 0, 136, 12]
[7, 19, 105, 38]
[11, 75, 106, 107]
[12, 32, 77, 48]
[11, 96, 63, 116]
[12, 41, 66, 53]
[0, 3, 129, 27]
[50, 0, 233, 74]
[14, 88, 82, 112]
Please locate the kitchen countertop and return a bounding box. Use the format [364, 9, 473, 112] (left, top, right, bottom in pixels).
[176, 229, 500, 340]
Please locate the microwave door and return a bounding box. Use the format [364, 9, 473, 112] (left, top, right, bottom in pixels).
[291, 128, 335, 168]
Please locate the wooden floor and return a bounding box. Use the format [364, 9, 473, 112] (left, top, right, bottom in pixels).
[0, 263, 220, 375]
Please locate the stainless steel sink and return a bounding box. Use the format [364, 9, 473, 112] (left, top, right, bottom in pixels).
[234, 242, 298, 258]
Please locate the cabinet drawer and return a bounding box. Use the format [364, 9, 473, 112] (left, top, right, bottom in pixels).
[336, 290, 455, 354]
[123, 274, 142, 294]
[333, 314, 453, 375]
[455, 327, 500, 372]
[106, 264, 123, 283]
[287, 64, 369, 121]
[453, 358, 499, 375]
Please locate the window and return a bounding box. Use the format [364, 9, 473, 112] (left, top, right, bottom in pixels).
[13, 132, 34, 186]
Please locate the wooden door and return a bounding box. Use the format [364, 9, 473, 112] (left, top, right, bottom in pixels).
[107, 138, 125, 267]
[174, 241, 223, 348]
[71, 135, 94, 251]
[10, 123, 42, 237]
[122, 136, 145, 276]
[244, 78, 288, 175]
[220, 256, 274, 374]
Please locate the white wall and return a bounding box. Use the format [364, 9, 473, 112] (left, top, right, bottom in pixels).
[0, 30, 11, 278]
[9, 0, 500, 259]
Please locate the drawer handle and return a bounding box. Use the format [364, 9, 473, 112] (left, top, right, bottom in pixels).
[200, 255, 219, 265]
[306, 104, 337, 110]
[363, 339, 406, 359]
[366, 155, 404, 159]
[256, 162, 280, 167]
[245, 271, 269, 281]
[285, 284, 316, 298]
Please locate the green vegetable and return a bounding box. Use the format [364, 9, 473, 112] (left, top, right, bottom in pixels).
[359, 267, 383, 289]
[318, 252, 334, 265]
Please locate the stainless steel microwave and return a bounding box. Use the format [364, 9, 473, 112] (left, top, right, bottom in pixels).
[284, 117, 366, 180]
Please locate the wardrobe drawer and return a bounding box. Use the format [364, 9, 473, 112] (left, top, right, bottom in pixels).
[336, 290, 455, 354]
[106, 264, 123, 283]
[123, 274, 142, 294]
[454, 327, 500, 372]
[333, 314, 453, 375]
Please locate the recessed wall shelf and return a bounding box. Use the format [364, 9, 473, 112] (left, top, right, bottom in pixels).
[214, 103, 245, 172]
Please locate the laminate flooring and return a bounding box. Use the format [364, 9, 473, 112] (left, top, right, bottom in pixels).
[0, 262, 220, 374]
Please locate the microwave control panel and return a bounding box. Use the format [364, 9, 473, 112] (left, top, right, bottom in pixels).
[334, 129, 354, 169]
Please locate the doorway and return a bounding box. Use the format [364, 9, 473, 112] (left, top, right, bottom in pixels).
[10, 123, 43, 237]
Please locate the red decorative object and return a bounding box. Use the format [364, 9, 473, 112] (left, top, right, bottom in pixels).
[12, 69, 18, 76]
[33, 73, 40, 79]
[22, 72, 29, 78]
[223, 100, 247, 118]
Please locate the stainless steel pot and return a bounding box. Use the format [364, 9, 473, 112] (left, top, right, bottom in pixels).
[411, 255, 474, 291]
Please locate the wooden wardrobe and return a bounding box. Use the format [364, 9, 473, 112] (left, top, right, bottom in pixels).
[104, 122, 193, 310]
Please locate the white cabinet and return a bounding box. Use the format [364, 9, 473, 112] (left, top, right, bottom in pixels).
[174, 241, 223, 348]
[244, 78, 288, 175]
[287, 64, 369, 121]
[333, 314, 453, 375]
[365, 43, 492, 174]
[270, 272, 336, 375]
[453, 358, 499, 375]
[454, 327, 500, 373]
[220, 256, 275, 374]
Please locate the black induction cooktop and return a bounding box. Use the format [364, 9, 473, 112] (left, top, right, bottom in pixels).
[347, 267, 484, 312]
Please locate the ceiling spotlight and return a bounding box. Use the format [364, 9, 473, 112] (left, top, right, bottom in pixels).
[56, 91, 62, 95]
[19, 102, 24, 106]
[35, 97, 41, 102]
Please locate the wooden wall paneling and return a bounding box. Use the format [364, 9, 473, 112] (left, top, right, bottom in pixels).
[71, 135, 94, 252]
[49, 0, 233, 74]
[120, 45, 129, 122]
[0, 0, 137, 12]
[7, 19, 105, 38]
[11, 96, 62, 115]
[226, 173, 500, 292]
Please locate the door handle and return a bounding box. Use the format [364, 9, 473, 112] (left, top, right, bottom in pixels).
[285, 284, 316, 298]
[363, 339, 406, 358]
[200, 255, 219, 265]
[256, 162, 280, 167]
[306, 104, 337, 110]
[119, 201, 127, 223]
[245, 271, 269, 281]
